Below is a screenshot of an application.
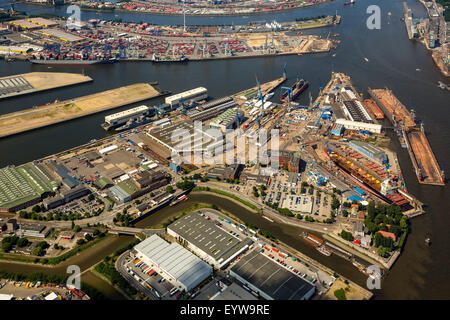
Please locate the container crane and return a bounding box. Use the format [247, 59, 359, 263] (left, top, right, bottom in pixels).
[103, 44, 112, 58]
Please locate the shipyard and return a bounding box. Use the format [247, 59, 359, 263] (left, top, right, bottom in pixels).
[0, 0, 449, 305]
[0, 68, 433, 292]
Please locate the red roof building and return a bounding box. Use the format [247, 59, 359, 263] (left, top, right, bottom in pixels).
[377, 230, 396, 241]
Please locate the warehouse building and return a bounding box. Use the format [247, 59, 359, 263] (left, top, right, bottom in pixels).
[230, 250, 315, 300]
[165, 87, 208, 108]
[335, 119, 382, 134]
[349, 140, 388, 165]
[167, 211, 253, 269]
[209, 108, 243, 131]
[0, 164, 55, 213]
[134, 234, 212, 292]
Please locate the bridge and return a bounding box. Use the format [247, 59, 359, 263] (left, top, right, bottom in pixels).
[108, 226, 165, 236]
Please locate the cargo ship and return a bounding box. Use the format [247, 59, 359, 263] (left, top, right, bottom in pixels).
[170, 194, 188, 206]
[324, 144, 412, 206]
[280, 79, 309, 103]
[151, 53, 189, 63]
[301, 232, 324, 248]
[29, 57, 117, 65]
[101, 105, 152, 131]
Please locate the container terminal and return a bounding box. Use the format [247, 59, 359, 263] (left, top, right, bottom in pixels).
[368, 88, 444, 186]
[0, 82, 169, 139]
[0, 72, 92, 100]
[1, 16, 337, 64]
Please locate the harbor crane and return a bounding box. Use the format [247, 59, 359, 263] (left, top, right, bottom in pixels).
[156, 103, 165, 118]
[280, 86, 293, 107]
[103, 44, 112, 58]
[255, 74, 264, 117]
[283, 63, 287, 79]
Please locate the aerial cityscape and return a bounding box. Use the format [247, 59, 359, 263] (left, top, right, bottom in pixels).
[0, 0, 448, 307]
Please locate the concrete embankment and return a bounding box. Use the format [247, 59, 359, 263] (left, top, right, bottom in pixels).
[0, 82, 167, 138]
[0, 72, 93, 100]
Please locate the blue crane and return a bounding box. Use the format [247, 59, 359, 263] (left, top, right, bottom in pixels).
[256, 114, 261, 130]
[283, 62, 287, 78]
[103, 44, 112, 58]
[280, 86, 292, 107]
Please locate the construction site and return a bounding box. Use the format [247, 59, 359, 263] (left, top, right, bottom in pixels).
[0, 82, 168, 138]
[368, 88, 444, 186]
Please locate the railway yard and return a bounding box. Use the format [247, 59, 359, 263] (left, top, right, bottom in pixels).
[0, 16, 338, 63]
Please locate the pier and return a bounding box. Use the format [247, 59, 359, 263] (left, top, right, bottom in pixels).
[0, 72, 93, 100]
[0, 83, 167, 138]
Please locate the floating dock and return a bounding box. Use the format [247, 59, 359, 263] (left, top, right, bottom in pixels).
[0, 83, 167, 138]
[404, 128, 445, 186]
[368, 88, 416, 129]
[0, 72, 93, 100]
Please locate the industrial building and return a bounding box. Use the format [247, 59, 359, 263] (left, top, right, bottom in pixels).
[165, 87, 208, 107]
[330, 122, 345, 136]
[8, 18, 57, 30]
[209, 108, 243, 131]
[167, 211, 253, 269]
[279, 150, 302, 173]
[103, 105, 150, 127]
[0, 164, 56, 213]
[335, 118, 382, 134]
[187, 96, 236, 122]
[38, 28, 84, 43]
[230, 250, 316, 300]
[146, 120, 225, 157]
[17, 223, 52, 238]
[349, 140, 388, 165]
[134, 234, 213, 292]
[206, 164, 244, 181]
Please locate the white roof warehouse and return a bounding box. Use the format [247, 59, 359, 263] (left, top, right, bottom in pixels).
[134, 234, 212, 292]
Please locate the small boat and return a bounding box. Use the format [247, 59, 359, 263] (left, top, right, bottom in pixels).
[364, 57, 369, 62]
[425, 237, 431, 246]
[170, 194, 188, 207]
[416, 68, 421, 72]
[332, 53, 336, 57]
[317, 245, 332, 256]
[344, 0, 355, 5]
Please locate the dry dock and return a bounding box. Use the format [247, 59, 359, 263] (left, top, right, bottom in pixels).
[405, 129, 444, 186]
[0, 83, 166, 138]
[368, 88, 416, 129]
[0, 72, 93, 100]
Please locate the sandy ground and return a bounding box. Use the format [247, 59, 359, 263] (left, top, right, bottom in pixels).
[322, 278, 372, 300]
[0, 83, 161, 138]
[21, 72, 93, 91]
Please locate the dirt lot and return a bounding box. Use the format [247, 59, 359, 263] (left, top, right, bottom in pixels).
[322, 278, 372, 300]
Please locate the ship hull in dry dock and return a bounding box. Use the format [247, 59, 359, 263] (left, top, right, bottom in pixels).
[280, 79, 309, 103]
